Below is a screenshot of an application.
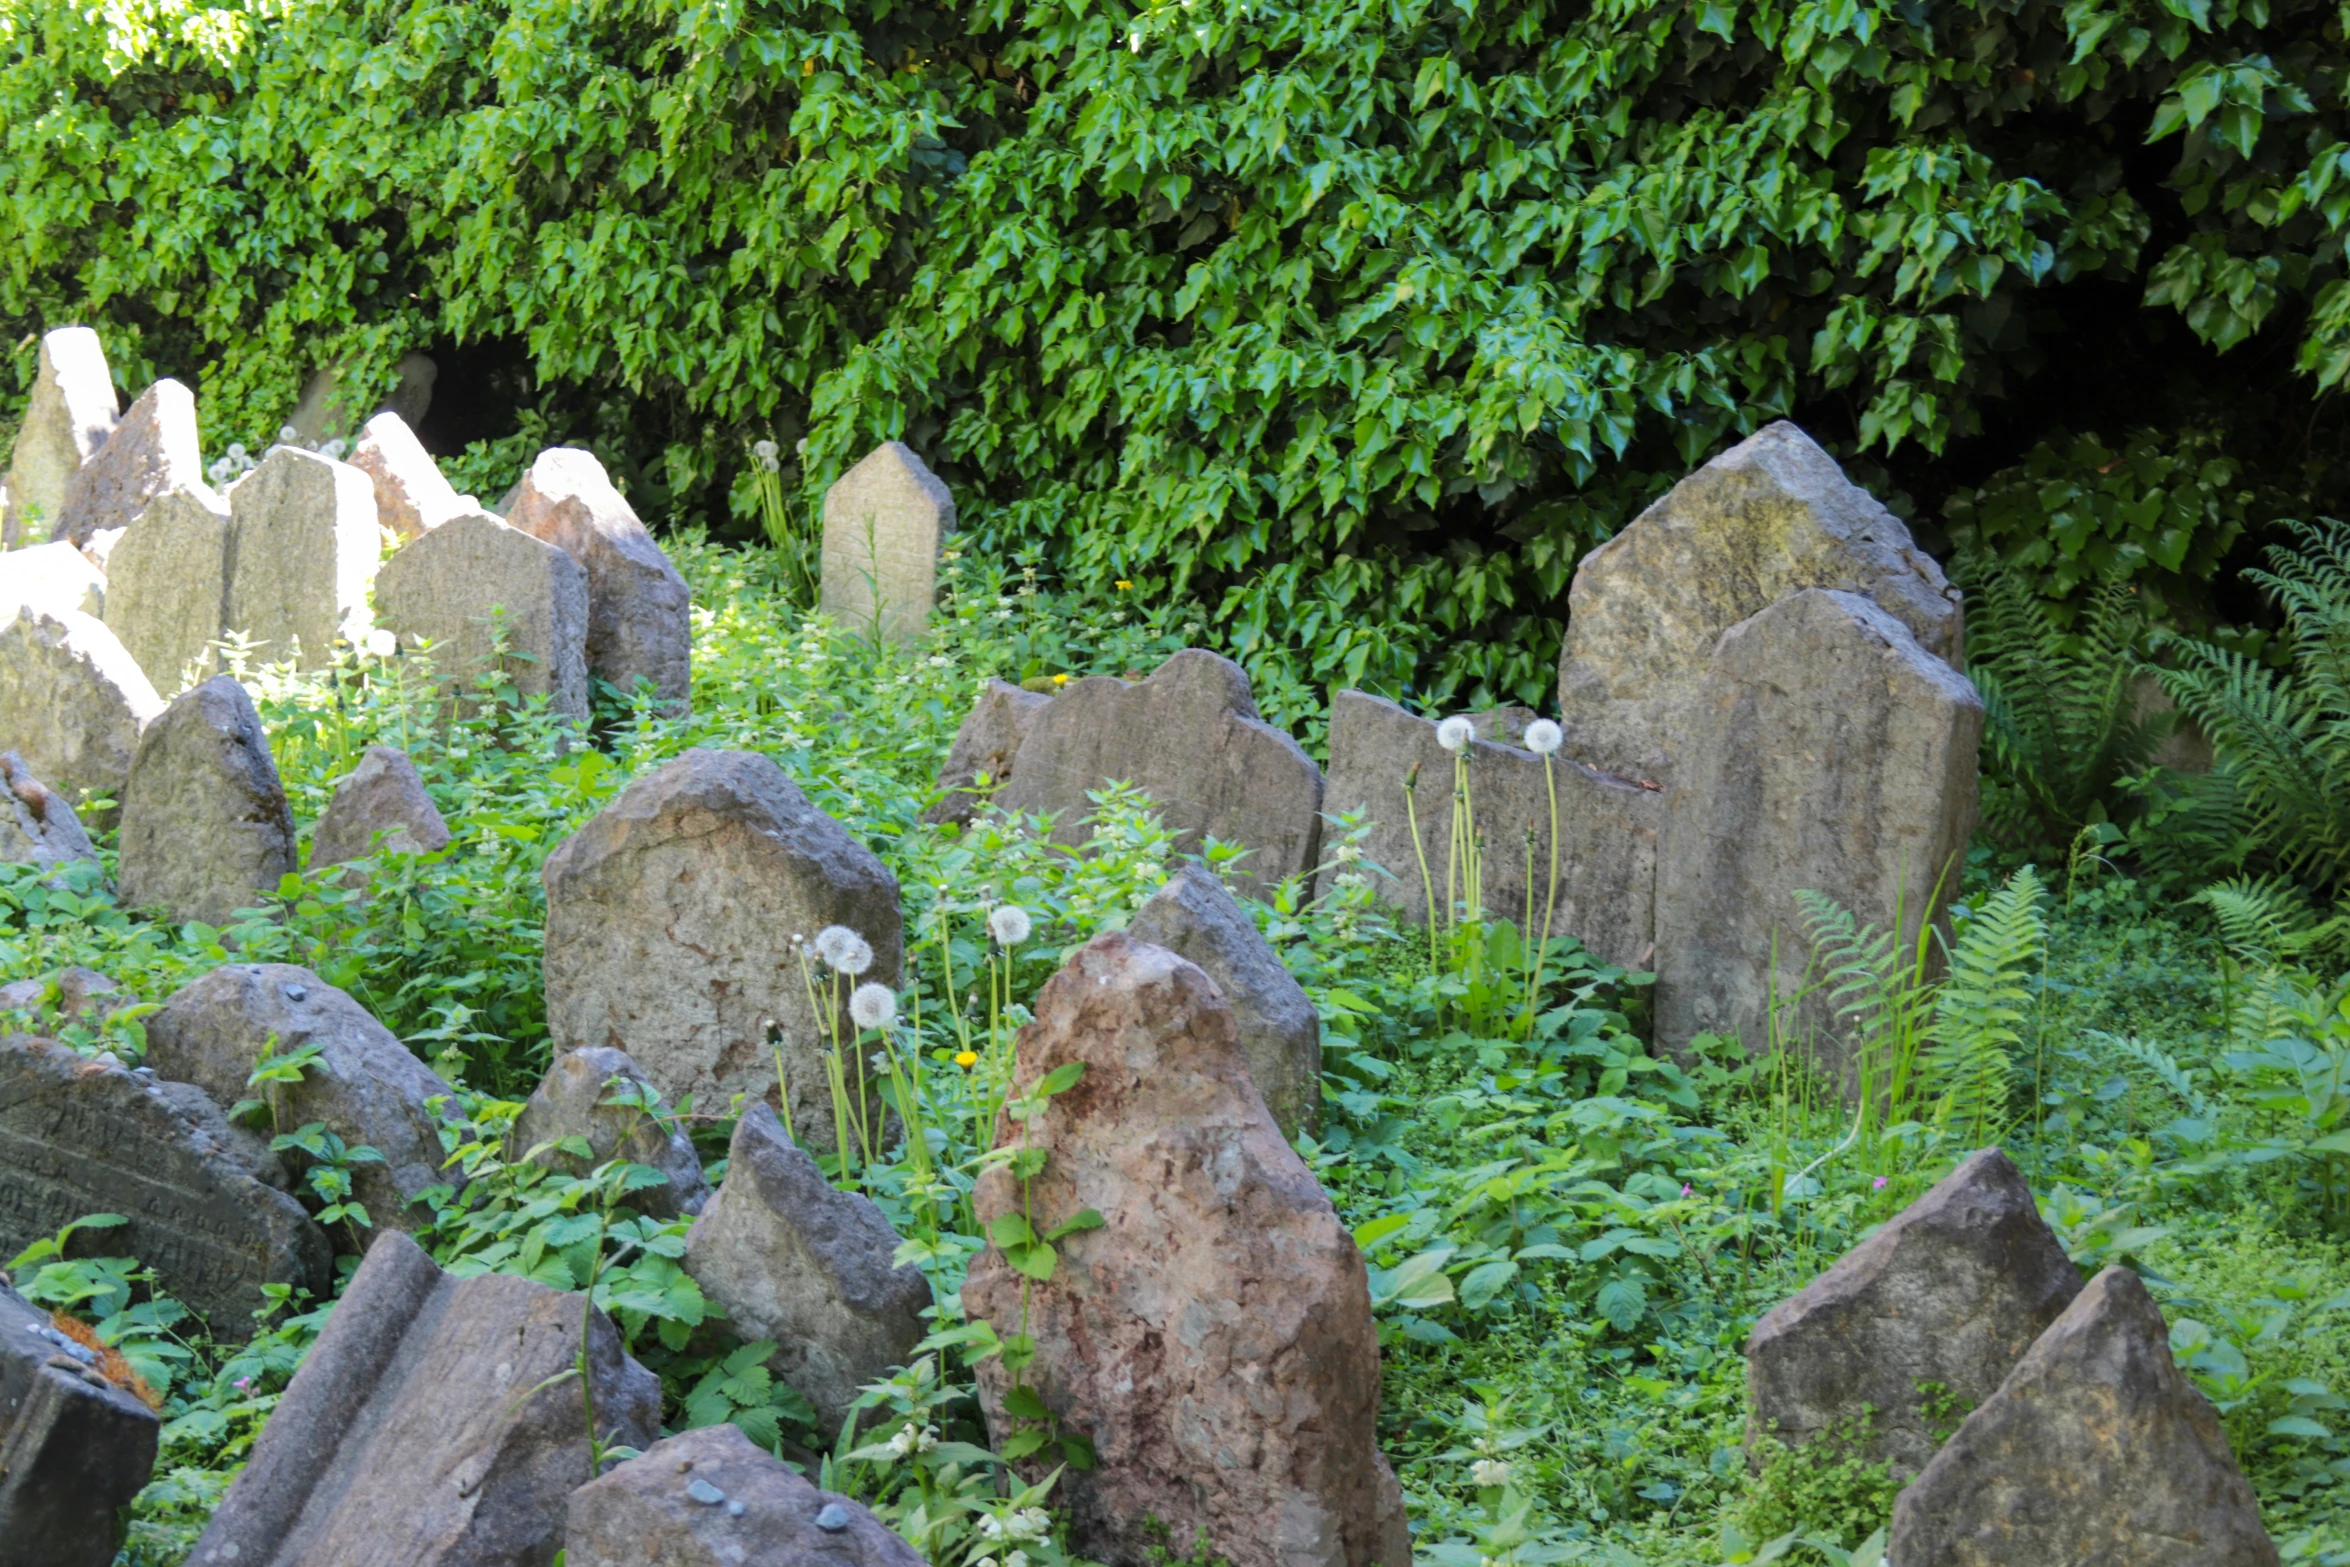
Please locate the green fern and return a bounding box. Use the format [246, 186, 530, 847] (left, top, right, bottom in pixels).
[1924, 868, 2047, 1146]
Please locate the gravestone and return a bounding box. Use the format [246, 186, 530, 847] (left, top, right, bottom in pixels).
[0, 606, 164, 809]
[1889, 1267, 2279, 1566]
[53, 378, 209, 561]
[0, 966, 127, 1029]
[375, 509, 590, 720]
[188, 1230, 661, 1567]
[0, 1275, 159, 1567]
[284, 353, 438, 448]
[542, 749, 902, 1149]
[0, 1033, 331, 1334]
[220, 445, 383, 670]
[0, 541, 106, 621]
[1125, 864, 1321, 1136]
[1554, 421, 1965, 788]
[117, 677, 297, 926]
[820, 441, 952, 642]
[1745, 1148, 2081, 1478]
[3, 327, 119, 549]
[684, 1104, 929, 1436]
[0, 750, 99, 874]
[349, 411, 473, 540]
[307, 745, 451, 871]
[1655, 590, 1983, 1070]
[925, 677, 1051, 827]
[513, 1046, 710, 1220]
[506, 447, 690, 710]
[1316, 690, 1663, 970]
[965, 934, 1412, 1567]
[103, 486, 233, 691]
[997, 648, 1324, 896]
[147, 964, 459, 1235]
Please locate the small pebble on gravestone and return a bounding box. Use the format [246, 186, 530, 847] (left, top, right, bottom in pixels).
[687, 1480, 725, 1505]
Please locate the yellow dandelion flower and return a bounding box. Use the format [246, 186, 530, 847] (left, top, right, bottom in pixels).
[954, 1050, 979, 1068]
[1051, 672, 1071, 686]
[1115, 579, 1132, 590]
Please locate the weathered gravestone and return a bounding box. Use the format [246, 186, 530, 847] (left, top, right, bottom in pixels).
[1890, 1267, 2279, 1567]
[53, 378, 209, 562]
[996, 648, 1324, 897]
[3, 327, 119, 548]
[375, 509, 590, 720]
[0, 1034, 332, 1334]
[1745, 1148, 2081, 1479]
[0, 1274, 159, 1567]
[0, 749, 98, 873]
[507, 447, 690, 710]
[566, 1422, 923, 1567]
[147, 964, 460, 1234]
[514, 1046, 710, 1220]
[220, 446, 382, 670]
[820, 441, 952, 643]
[283, 352, 438, 449]
[0, 967, 126, 1030]
[684, 1104, 928, 1437]
[1554, 421, 1964, 789]
[0, 541, 106, 621]
[349, 410, 473, 541]
[1126, 863, 1321, 1137]
[542, 749, 902, 1149]
[0, 606, 164, 809]
[1654, 589, 1984, 1069]
[307, 744, 451, 872]
[1316, 690, 1662, 971]
[117, 676, 298, 926]
[104, 485, 232, 690]
[925, 677, 1051, 827]
[188, 1230, 662, 1567]
[965, 933, 1413, 1567]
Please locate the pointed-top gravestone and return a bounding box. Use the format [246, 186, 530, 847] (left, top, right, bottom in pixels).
[220, 446, 382, 670]
[820, 441, 952, 643]
[0, 606, 163, 809]
[507, 447, 690, 710]
[926, 677, 1051, 827]
[1555, 421, 1964, 788]
[514, 1046, 709, 1220]
[4, 328, 119, 548]
[0, 540, 106, 621]
[307, 744, 451, 871]
[117, 676, 297, 926]
[349, 410, 473, 541]
[0, 749, 99, 873]
[375, 510, 589, 719]
[53, 378, 209, 561]
[104, 485, 232, 691]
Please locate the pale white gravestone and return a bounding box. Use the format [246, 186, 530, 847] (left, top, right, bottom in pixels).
[0, 541, 106, 621]
[820, 441, 951, 642]
[52, 378, 209, 564]
[0, 607, 163, 810]
[220, 446, 382, 670]
[3, 327, 119, 548]
[375, 510, 589, 719]
[349, 410, 474, 541]
[104, 486, 232, 692]
[506, 448, 690, 710]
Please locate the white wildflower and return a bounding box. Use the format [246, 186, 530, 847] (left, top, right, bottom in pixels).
[1471, 1458, 1512, 1488]
[1012, 1508, 1051, 1541]
[988, 904, 1033, 946]
[1436, 716, 1474, 753]
[977, 1515, 1007, 1541]
[1523, 719, 1563, 756]
[1334, 841, 1362, 864]
[849, 982, 897, 1031]
[364, 627, 397, 659]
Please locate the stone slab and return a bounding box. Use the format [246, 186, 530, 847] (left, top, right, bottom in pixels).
[3, 328, 119, 549]
[308, 744, 452, 871]
[53, 378, 208, 558]
[0, 541, 106, 622]
[820, 441, 951, 643]
[924, 677, 1050, 827]
[350, 411, 473, 541]
[118, 676, 298, 926]
[0, 749, 98, 874]
[376, 509, 590, 720]
[104, 484, 232, 691]
[221, 446, 383, 670]
[0, 606, 164, 811]
[0, 1275, 159, 1567]
[513, 1046, 709, 1220]
[507, 448, 689, 710]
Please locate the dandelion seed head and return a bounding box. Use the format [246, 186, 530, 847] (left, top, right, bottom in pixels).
[1524, 718, 1563, 756]
[989, 904, 1033, 946]
[752, 438, 779, 462]
[276, 425, 298, 444]
[1436, 716, 1474, 753]
[850, 982, 896, 1030]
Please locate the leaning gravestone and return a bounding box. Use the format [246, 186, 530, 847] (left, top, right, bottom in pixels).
[349, 410, 473, 541]
[188, 1230, 662, 1567]
[0, 750, 99, 873]
[1654, 589, 1984, 1069]
[307, 744, 451, 871]
[997, 648, 1324, 896]
[542, 749, 902, 1149]
[0, 606, 164, 809]
[506, 447, 691, 710]
[513, 1046, 710, 1220]
[0, 1034, 331, 1334]
[147, 964, 459, 1234]
[820, 441, 952, 643]
[104, 485, 232, 690]
[3, 326, 119, 548]
[117, 676, 297, 926]
[1745, 1148, 2081, 1479]
[0, 541, 106, 621]
[375, 509, 590, 720]
[965, 933, 1413, 1567]
[1890, 1267, 2279, 1566]
[1554, 421, 1965, 788]
[0, 1274, 160, 1567]
[1126, 863, 1322, 1137]
[684, 1104, 929, 1437]
[925, 677, 1051, 827]
[220, 445, 382, 670]
[52, 378, 209, 562]
[1316, 690, 1663, 970]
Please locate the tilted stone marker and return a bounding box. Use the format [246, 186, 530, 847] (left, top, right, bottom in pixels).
[2, 327, 119, 548]
[1890, 1266, 2279, 1566]
[1316, 689, 1663, 971]
[188, 1229, 662, 1567]
[514, 1046, 710, 1220]
[925, 676, 1050, 827]
[147, 964, 460, 1234]
[1745, 1147, 2081, 1479]
[0, 1033, 331, 1335]
[307, 744, 451, 871]
[349, 410, 474, 540]
[53, 378, 209, 562]
[104, 485, 232, 690]
[1126, 863, 1322, 1136]
[0, 606, 164, 809]
[820, 441, 952, 642]
[542, 749, 902, 1148]
[966, 933, 1412, 1567]
[1554, 421, 1964, 788]
[507, 447, 690, 710]
[0, 541, 106, 621]
[684, 1104, 929, 1437]
[375, 509, 590, 720]
[1654, 589, 1984, 1068]
[997, 648, 1324, 896]
[117, 676, 297, 926]
[0, 750, 98, 873]
[283, 352, 438, 449]
[0, 1274, 159, 1567]
[220, 445, 383, 670]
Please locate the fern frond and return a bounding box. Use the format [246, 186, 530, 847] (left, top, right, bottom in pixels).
[1924, 868, 2048, 1144]
[2087, 1030, 2212, 1118]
